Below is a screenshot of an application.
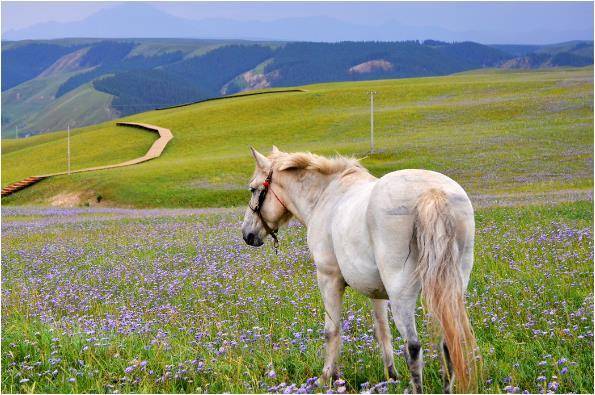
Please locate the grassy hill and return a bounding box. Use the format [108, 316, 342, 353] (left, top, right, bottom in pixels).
[2, 124, 155, 185]
[2, 67, 592, 208]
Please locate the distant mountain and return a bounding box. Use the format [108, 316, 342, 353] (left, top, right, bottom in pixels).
[1, 38, 247, 137]
[3, 3, 593, 44]
[494, 41, 594, 69]
[2, 37, 593, 138]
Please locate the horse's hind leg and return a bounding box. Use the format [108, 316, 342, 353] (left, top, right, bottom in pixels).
[389, 279, 423, 394]
[441, 339, 455, 393]
[379, 257, 424, 393]
[372, 299, 397, 380]
[370, 217, 423, 392]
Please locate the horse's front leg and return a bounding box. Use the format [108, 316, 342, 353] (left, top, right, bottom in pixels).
[317, 266, 346, 384]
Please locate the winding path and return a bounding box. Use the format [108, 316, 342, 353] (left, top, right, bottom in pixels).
[1, 122, 173, 197]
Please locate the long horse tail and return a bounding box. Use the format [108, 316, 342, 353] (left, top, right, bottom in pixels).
[413, 188, 478, 393]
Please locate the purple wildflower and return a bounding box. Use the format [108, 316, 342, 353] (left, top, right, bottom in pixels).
[560, 367, 569, 375]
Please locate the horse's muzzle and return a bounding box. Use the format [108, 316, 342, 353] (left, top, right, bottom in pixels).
[243, 231, 264, 247]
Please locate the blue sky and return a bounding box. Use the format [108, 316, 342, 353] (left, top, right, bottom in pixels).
[2, 1, 593, 41]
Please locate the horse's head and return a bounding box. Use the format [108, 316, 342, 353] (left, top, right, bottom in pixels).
[242, 146, 292, 247]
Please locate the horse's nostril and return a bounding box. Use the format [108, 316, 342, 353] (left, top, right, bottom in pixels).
[244, 232, 255, 245]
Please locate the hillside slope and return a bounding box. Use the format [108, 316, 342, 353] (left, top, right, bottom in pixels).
[2, 76, 114, 135]
[1, 38, 263, 137]
[2, 124, 156, 186]
[2, 67, 592, 208]
[4, 38, 592, 138]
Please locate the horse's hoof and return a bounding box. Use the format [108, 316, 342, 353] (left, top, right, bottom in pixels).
[318, 368, 340, 387]
[387, 364, 398, 381]
[317, 372, 331, 387]
[316, 377, 326, 388]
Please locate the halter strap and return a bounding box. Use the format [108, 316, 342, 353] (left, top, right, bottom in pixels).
[269, 187, 288, 211]
[249, 168, 287, 253]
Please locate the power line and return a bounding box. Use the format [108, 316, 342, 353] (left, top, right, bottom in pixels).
[368, 91, 377, 154]
[67, 123, 71, 176]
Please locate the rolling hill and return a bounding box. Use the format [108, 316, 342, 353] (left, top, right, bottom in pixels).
[3, 38, 592, 138]
[1, 67, 592, 208]
[1, 38, 267, 137]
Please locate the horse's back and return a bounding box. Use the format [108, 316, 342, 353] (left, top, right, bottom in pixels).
[367, 169, 473, 223]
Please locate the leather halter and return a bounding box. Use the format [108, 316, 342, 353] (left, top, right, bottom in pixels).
[249, 169, 288, 252]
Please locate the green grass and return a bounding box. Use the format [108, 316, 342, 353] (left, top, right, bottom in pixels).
[2, 67, 592, 208]
[1, 124, 156, 185]
[1, 201, 592, 393]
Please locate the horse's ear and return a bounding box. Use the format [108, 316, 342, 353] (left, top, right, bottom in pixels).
[250, 147, 271, 169]
[271, 145, 280, 154]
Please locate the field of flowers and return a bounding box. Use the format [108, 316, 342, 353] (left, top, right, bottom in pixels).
[1, 201, 593, 393]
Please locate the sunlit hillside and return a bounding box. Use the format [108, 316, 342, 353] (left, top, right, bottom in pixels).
[2, 67, 592, 207]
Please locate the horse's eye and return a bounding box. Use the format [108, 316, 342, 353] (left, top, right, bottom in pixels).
[249, 187, 256, 193]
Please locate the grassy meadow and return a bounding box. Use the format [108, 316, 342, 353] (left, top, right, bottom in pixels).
[1, 67, 593, 393]
[1, 202, 592, 393]
[1, 67, 592, 207]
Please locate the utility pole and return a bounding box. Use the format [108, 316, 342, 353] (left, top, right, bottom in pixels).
[67, 124, 71, 175]
[15, 125, 18, 139]
[368, 91, 377, 154]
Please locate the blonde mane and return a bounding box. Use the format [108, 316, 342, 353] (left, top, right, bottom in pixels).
[269, 151, 366, 175]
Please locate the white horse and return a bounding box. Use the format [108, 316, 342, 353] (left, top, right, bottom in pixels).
[241, 147, 478, 393]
